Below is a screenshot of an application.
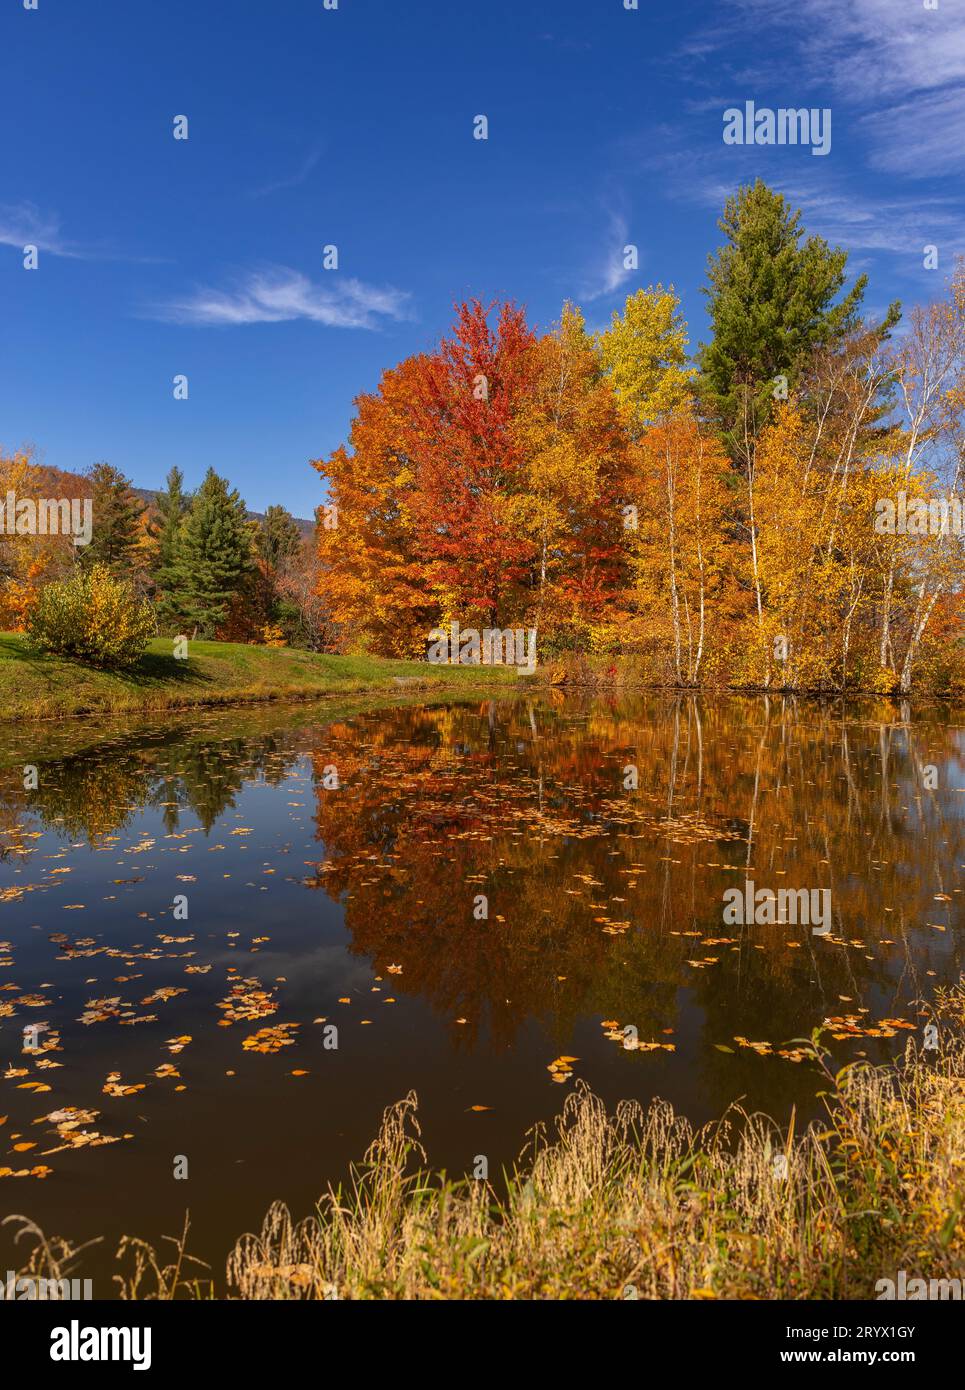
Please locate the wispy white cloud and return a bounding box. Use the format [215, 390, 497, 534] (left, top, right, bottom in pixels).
[150, 266, 413, 329]
[700, 0, 965, 177]
[861, 88, 965, 179]
[762, 179, 963, 259]
[538, 32, 594, 54]
[628, 130, 963, 268]
[577, 210, 636, 302]
[249, 147, 323, 199]
[0, 200, 168, 263]
[0, 201, 85, 258]
[731, 0, 965, 104]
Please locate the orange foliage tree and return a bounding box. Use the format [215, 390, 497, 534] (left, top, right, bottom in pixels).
[0, 450, 79, 630]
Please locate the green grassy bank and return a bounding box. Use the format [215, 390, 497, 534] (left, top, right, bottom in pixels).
[0, 634, 529, 721]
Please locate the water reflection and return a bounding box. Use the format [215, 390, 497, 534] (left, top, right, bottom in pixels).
[302, 695, 963, 1051]
[0, 692, 961, 1273]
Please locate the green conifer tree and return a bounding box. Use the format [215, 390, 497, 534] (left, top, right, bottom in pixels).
[80, 463, 145, 579]
[257, 505, 303, 572]
[171, 468, 252, 638]
[697, 181, 886, 463]
[152, 466, 190, 628]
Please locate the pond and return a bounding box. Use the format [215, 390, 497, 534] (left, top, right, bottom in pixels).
[0, 691, 962, 1291]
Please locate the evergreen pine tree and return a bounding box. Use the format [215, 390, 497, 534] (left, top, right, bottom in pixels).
[697, 181, 889, 462]
[80, 463, 145, 579]
[152, 467, 190, 628]
[257, 505, 302, 571]
[171, 468, 252, 638]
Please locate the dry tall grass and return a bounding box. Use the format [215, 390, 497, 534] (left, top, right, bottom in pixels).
[7, 984, 964, 1299]
[228, 980, 965, 1299]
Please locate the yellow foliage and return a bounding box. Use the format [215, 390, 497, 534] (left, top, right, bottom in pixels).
[26, 565, 155, 668]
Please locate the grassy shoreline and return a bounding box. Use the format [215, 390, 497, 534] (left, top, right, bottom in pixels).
[9, 983, 964, 1300]
[0, 633, 529, 722]
[1, 634, 959, 724]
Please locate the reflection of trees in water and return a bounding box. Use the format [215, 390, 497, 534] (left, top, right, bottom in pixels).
[0, 727, 305, 842]
[306, 696, 964, 1075]
[0, 693, 960, 1102]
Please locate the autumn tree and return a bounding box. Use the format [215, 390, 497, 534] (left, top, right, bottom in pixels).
[276, 533, 337, 650]
[313, 355, 441, 656]
[407, 300, 539, 630]
[740, 401, 878, 689]
[625, 410, 730, 683]
[735, 281, 962, 694]
[596, 285, 694, 432]
[512, 303, 629, 651]
[883, 261, 965, 691]
[0, 450, 77, 628]
[317, 300, 632, 655]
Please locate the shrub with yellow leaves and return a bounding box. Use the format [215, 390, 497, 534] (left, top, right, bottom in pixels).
[26, 564, 155, 669]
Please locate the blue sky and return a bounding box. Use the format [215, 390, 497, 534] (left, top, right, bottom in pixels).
[2, 0, 962, 518]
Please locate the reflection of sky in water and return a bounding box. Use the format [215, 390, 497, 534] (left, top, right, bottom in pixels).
[0, 695, 962, 1283]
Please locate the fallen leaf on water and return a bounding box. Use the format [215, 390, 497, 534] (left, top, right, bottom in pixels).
[103, 1073, 146, 1098]
[547, 1056, 577, 1082]
[242, 1024, 298, 1054]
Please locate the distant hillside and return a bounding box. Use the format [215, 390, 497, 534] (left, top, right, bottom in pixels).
[132, 488, 315, 538]
[8, 461, 317, 536]
[8, 462, 316, 539]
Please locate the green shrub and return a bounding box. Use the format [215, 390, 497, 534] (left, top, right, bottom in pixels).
[27, 565, 155, 669]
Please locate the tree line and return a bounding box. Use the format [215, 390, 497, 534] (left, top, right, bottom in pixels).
[314, 181, 964, 694]
[1, 180, 962, 692]
[0, 455, 330, 649]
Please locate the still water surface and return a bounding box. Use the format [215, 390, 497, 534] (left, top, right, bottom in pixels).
[0, 693, 962, 1286]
